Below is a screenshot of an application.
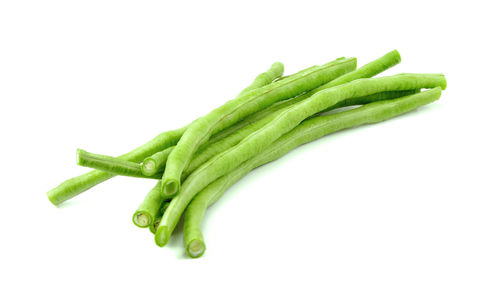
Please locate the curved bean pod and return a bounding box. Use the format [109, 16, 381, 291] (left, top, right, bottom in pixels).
[141, 147, 174, 176]
[149, 201, 169, 233]
[74, 53, 407, 182]
[161, 58, 357, 197]
[139, 58, 350, 177]
[132, 182, 164, 228]
[183, 87, 443, 257]
[183, 90, 416, 178]
[76, 149, 162, 179]
[47, 128, 184, 205]
[148, 52, 402, 178]
[238, 62, 284, 95]
[156, 73, 447, 246]
[47, 63, 285, 206]
[73, 91, 417, 179]
[141, 63, 288, 177]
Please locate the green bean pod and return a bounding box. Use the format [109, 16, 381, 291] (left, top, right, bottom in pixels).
[138, 59, 348, 178]
[156, 73, 447, 246]
[73, 90, 417, 180]
[149, 53, 403, 178]
[47, 128, 185, 205]
[141, 147, 174, 176]
[238, 62, 284, 95]
[72, 52, 407, 186]
[149, 201, 169, 234]
[47, 63, 285, 206]
[76, 149, 162, 179]
[183, 88, 443, 257]
[132, 182, 164, 228]
[161, 58, 357, 197]
[322, 89, 420, 113]
[138, 63, 292, 177]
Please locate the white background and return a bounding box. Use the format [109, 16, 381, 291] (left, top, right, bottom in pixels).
[1, 0, 499, 304]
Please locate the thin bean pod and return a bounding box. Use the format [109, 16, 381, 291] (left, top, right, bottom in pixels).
[47, 63, 284, 205]
[76, 149, 162, 179]
[272, 61, 336, 83]
[145, 53, 402, 178]
[207, 58, 350, 143]
[161, 58, 357, 197]
[156, 73, 447, 246]
[140, 58, 350, 177]
[47, 128, 185, 205]
[184, 89, 418, 177]
[149, 201, 169, 234]
[319, 89, 420, 114]
[206, 51, 401, 141]
[72, 90, 417, 179]
[238, 62, 285, 95]
[132, 182, 164, 227]
[75, 52, 406, 181]
[140, 63, 298, 177]
[183, 87, 443, 257]
[77, 63, 294, 179]
[141, 147, 174, 176]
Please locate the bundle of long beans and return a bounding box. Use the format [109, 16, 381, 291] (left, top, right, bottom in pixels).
[48, 50, 447, 258]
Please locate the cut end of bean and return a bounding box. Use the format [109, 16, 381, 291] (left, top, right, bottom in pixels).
[132, 211, 151, 228]
[162, 180, 179, 198]
[75, 149, 84, 165]
[390, 49, 401, 64]
[187, 239, 206, 258]
[141, 159, 157, 176]
[46, 190, 62, 206]
[155, 226, 170, 247]
[149, 219, 161, 234]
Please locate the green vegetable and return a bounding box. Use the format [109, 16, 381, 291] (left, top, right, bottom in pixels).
[47, 50, 447, 258]
[183, 87, 443, 258]
[47, 128, 184, 206]
[141, 147, 173, 176]
[149, 201, 169, 234]
[161, 58, 357, 197]
[47, 63, 285, 206]
[74, 90, 417, 180]
[140, 58, 350, 177]
[184, 51, 404, 176]
[76, 149, 161, 179]
[132, 182, 164, 228]
[139, 53, 401, 180]
[238, 62, 285, 95]
[156, 73, 447, 246]
[183, 91, 416, 178]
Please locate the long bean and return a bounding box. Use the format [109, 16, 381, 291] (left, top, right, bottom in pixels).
[141, 52, 401, 178]
[184, 51, 405, 175]
[161, 58, 357, 197]
[141, 62, 289, 177]
[132, 182, 164, 228]
[238, 62, 285, 95]
[140, 58, 350, 177]
[47, 128, 185, 206]
[129, 63, 287, 227]
[47, 62, 285, 206]
[77, 149, 162, 179]
[75, 52, 407, 182]
[183, 90, 416, 178]
[156, 73, 447, 246]
[183, 88, 443, 257]
[73, 90, 417, 180]
[149, 201, 168, 234]
[141, 147, 174, 176]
